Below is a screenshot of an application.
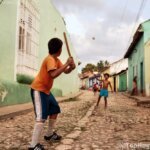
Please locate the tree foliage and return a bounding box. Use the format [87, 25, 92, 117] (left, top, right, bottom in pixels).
[82, 60, 110, 73]
[82, 63, 98, 73]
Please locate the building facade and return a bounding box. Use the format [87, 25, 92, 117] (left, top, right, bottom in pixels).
[110, 59, 128, 92]
[0, 0, 79, 106]
[118, 70, 128, 92]
[17, 0, 39, 77]
[89, 73, 101, 88]
[124, 20, 150, 96]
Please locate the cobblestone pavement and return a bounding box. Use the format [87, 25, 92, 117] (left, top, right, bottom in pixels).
[0, 91, 95, 150]
[70, 93, 150, 150]
[0, 92, 150, 150]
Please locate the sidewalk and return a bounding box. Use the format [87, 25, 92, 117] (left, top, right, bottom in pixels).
[0, 91, 82, 120]
[122, 92, 150, 106]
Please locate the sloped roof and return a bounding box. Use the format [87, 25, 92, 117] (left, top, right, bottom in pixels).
[124, 24, 143, 58]
[111, 68, 128, 77]
[110, 58, 128, 75]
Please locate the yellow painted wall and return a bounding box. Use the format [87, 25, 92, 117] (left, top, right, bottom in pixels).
[110, 75, 119, 92]
[116, 75, 119, 92]
[144, 40, 150, 96]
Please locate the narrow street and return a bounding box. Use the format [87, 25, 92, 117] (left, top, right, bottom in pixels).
[72, 93, 150, 150]
[1, 1, 150, 150]
[0, 91, 150, 150]
[0, 91, 94, 150]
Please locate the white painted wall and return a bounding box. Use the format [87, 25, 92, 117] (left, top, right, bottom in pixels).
[110, 59, 128, 75]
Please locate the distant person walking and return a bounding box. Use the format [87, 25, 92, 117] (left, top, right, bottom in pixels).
[131, 76, 138, 96]
[93, 82, 98, 96]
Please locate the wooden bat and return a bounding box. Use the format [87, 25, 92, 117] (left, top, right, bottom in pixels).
[63, 32, 72, 57]
[63, 32, 76, 69]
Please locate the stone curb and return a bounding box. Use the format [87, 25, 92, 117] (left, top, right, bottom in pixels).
[0, 108, 33, 121]
[0, 92, 83, 121]
[122, 93, 150, 106]
[122, 93, 140, 102]
[55, 103, 95, 150]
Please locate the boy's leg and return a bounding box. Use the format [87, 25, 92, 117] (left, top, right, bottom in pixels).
[44, 93, 61, 141]
[93, 90, 95, 95]
[46, 114, 58, 137]
[104, 97, 107, 109]
[97, 89, 103, 106]
[96, 95, 101, 106]
[30, 121, 44, 147]
[30, 89, 47, 148]
[104, 90, 108, 109]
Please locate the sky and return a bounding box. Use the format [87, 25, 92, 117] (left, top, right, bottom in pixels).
[52, 0, 150, 70]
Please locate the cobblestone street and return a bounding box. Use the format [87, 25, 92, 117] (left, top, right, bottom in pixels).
[71, 93, 150, 150]
[0, 91, 150, 150]
[0, 91, 94, 150]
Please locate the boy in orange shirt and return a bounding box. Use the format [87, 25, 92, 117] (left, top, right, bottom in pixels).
[28, 38, 75, 150]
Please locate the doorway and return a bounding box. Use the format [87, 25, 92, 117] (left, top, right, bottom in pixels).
[140, 62, 144, 94]
[114, 77, 116, 92]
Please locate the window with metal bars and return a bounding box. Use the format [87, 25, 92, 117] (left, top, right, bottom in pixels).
[19, 26, 25, 52]
[16, 0, 39, 77]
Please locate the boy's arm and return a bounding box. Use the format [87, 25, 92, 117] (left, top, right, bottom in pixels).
[109, 82, 113, 92]
[49, 58, 73, 79]
[96, 77, 100, 81]
[64, 62, 76, 74]
[64, 66, 73, 74]
[96, 78, 103, 82]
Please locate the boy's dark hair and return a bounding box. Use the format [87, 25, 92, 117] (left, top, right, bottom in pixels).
[48, 38, 63, 54]
[104, 73, 110, 78]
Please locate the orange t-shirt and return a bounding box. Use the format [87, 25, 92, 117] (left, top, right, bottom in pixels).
[31, 55, 63, 95]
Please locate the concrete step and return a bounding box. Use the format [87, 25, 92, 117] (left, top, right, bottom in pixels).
[122, 93, 150, 107]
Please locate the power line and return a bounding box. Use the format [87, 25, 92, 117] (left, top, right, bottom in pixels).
[119, 0, 129, 24]
[110, 0, 129, 53]
[106, 0, 130, 76]
[114, 0, 147, 79]
[126, 0, 147, 48]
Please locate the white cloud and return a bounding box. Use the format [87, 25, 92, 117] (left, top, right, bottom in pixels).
[65, 13, 86, 35]
[52, 0, 150, 69]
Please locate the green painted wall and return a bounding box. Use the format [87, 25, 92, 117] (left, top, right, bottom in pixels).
[0, 78, 63, 107]
[142, 21, 150, 96]
[0, 80, 31, 107]
[0, 0, 18, 81]
[142, 20, 150, 43]
[0, 0, 79, 106]
[39, 0, 79, 96]
[128, 35, 145, 92]
[119, 72, 127, 91]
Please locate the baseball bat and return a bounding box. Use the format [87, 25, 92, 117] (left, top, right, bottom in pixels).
[63, 32, 76, 69]
[63, 32, 72, 57]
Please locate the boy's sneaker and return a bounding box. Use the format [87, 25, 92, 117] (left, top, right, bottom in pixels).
[44, 132, 62, 142]
[28, 143, 45, 150]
